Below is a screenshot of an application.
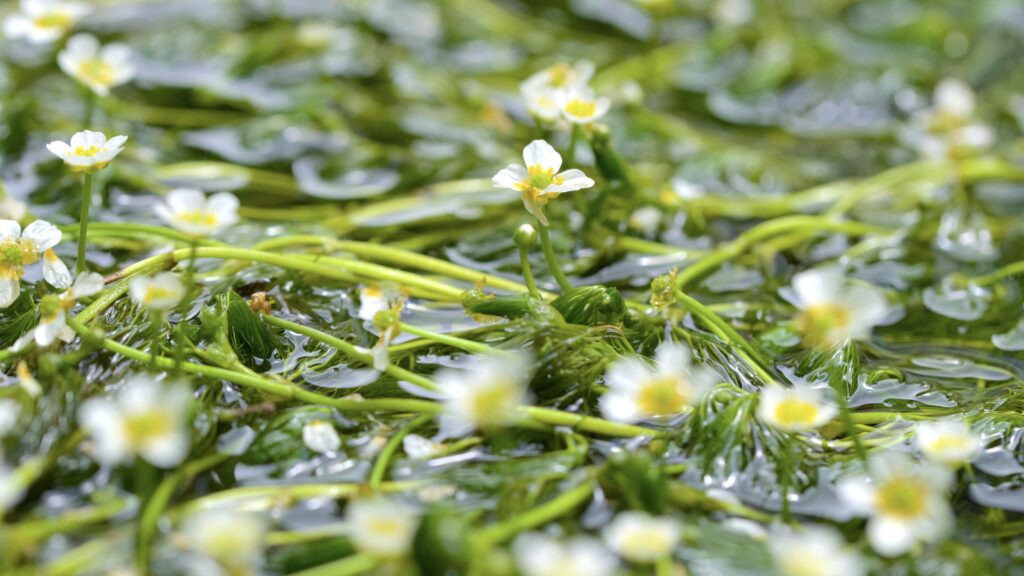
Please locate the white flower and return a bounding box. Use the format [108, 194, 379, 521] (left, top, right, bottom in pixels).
[492, 140, 595, 225]
[355, 285, 404, 371]
[78, 374, 191, 468]
[600, 341, 718, 423]
[13, 271, 103, 349]
[757, 384, 838, 433]
[302, 419, 341, 454]
[933, 78, 976, 121]
[57, 33, 134, 96]
[513, 533, 618, 576]
[769, 526, 864, 576]
[557, 86, 611, 124]
[344, 497, 418, 558]
[181, 510, 267, 574]
[402, 433, 443, 459]
[914, 419, 982, 467]
[156, 188, 239, 237]
[838, 451, 954, 557]
[3, 0, 89, 45]
[903, 78, 993, 161]
[129, 272, 185, 311]
[628, 206, 662, 237]
[16, 361, 42, 397]
[0, 219, 65, 308]
[0, 399, 20, 436]
[790, 268, 888, 348]
[0, 462, 26, 512]
[46, 130, 127, 174]
[602, 511, 682, 563]
[435, 354, 531, 435]
[0, 197, 28, 222]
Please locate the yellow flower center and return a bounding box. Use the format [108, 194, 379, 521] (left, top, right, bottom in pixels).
[76, 58, 116, 87]
[795, 303, 850, 347]
[122, 409, 174, 448]
[32, 11, 72, 30]
[368, 517, 406, 538]
[927, 434, 969, 454]
[515, 164, 564, 203]
[636, 376, 687, 416]
[470, 381, 516, 426]
[143, 285, 178, 304]
[773, 398, 821, 428]
[778, 556, 825, 576]
[176, 210, 218, 227]
[0, 238, 38, 276]
[548, 64, 572, 87]
[564, 98, 597, 118]
[72, 145, 103, 157]
[619, 528, 671, 560]
[876, 476, 928, 519]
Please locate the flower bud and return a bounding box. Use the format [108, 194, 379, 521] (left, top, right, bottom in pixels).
[513, 224, 538, 249]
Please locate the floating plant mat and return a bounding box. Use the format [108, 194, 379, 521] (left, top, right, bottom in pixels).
[0, 0, 1023, 574]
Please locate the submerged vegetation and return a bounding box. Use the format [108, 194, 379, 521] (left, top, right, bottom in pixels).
[1, 0, 1024, 574]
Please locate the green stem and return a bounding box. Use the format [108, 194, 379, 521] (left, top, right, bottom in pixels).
[519, 246, 541, 299]
[674, 289, 774, 384]
[290, 554, 380, 576]
[76, 173, 94, 275]
[398, 322, 515, 358]
[535, 222, 573, 292]
[474, 479, 594, 545]
[368, 415, 432, 487]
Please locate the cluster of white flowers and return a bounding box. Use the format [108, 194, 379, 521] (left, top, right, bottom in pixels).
[11, 271, 103, 349]
[600, 340, 718, 423]
[520, 61, 610, 125]
[493, 139, 595, 225]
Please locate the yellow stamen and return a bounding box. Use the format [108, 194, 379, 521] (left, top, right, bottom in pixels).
[636, 376, 687, 416]
[795, 303, 850, 347]
[773, 398, 821, 427]
[876, 476, 927, 519]
[75, 58, 116, 87]
[564, 98, 597, 118]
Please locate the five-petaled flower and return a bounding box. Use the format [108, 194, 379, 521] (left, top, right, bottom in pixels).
[838, 451, 954, 557]
[492, 140, 594, 225]
[156, 188, 240, 237]
[130, 272, 185, 311]
[769, 526, 865, 576]
[600, 341, 718, 423]
[46, 130, 127, 174]
[789, 268, 888, 349]
[0, 219, 70, 308]
[344, 497, 419, 558]
[12, 271, 104, 349]
[757, 384, 838, 433]
[557, 86, 611, 124]
[3, 0, 89, 45]
[57, 33, 134, 96]
[434, 353, 531, 436]
[602, 511, 682, 564]
[78, 374, 191, 468]
[520, 61, 595, 122]
[914, 419, 982, 467]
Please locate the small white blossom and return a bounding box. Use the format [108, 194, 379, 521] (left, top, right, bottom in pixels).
[602, 511, 682, 563]
[513, 532, 618, 576]
[628, 206, 662, 237]
[355, 285, 403, 371]
[757, 384, 838, 433]
[0, 399, 20, 436]
[557, 86, 611, 124]
[769, 526, 864, 576]
[345, 497, 418, 558]
[435, 354, 531, 436]
[790, 268, 888, 348]
[903, 78, 994, 160]
[78, 374, 191, 468]
[600, 341, 717, 423]
[13, 271, 103, 349]
[181, 510, 267, 575]
[57, 33, 134, 96]
[838, 451, 954, 557]
[46, 130, 127, 174]
[156, 188, 239, 238]
[129, 272, 185, 311]
[0, 197, 28, 222]
[492, 140, 594, 225]
[3, 0, 89, 45]
[914, 419, 982, 467]
[0, 219, 67, 308]
[302, 419, 341, 454]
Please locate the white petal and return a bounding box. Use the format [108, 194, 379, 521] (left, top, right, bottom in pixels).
[42, 250, 72, 289]
[165, 188, 206, 215]
[0, 220, 21, 241]
[867, 517, 916, 557]
[35, 313, 66, 346]
[0, 278, 21, 309]
[64, 32, 99, 57]
[46, 141, 72, 161]
[71, 271, 105, 298]
[104, 134, 128, 151]
[934, 78, 974, 119]
[206, 192, 240, 228]
[492, 164, 527, 190]
[522, 140, 561, 173]
[792, 268, 843, 308]
[71, 130, 105, 150]
[547, 168, 594, 193]
[23, 220, 61, 251]
[141, 430, 189, 468]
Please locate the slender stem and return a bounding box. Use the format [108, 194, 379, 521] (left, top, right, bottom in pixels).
[368, 414, 431, 487]
[474, 479, 593, 545]
[518, 246, 541, 299]
[535, 222, 573, 292]
[174, 238, 199, 374]
[674, 289, 774, 384]
[76, 173, 94, 275]
[398, 322, 516, 358]
[290, 554, 380, 576]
